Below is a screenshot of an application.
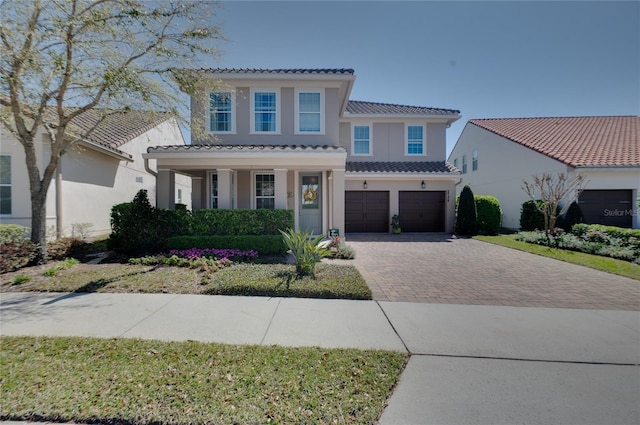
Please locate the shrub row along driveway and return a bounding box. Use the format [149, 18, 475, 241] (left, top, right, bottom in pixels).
[342, 233, 639, 311]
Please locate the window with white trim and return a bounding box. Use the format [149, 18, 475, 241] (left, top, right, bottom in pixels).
[462, 155, 467, 174]
[0, 155, 11, 215]
[255, 173, 275, 209]
[472, 149, 478, 171]
[209, 92, 233, 132]
[252, 90, 278, 133]
[297, 91, 322, 133]
[453, 158, 458, 169]
[352, 125, 371, 155]
[406, 125, 425, 155]
[211, 173, 218, 208]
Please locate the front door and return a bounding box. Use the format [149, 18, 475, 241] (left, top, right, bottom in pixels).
[299, 172, 322, 234]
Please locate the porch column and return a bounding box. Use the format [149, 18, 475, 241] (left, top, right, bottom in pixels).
[331, 169, 345, 236]
[274, 168, 288, 209]
[157, 170, 175, 209]
[217, 169, 232, 209]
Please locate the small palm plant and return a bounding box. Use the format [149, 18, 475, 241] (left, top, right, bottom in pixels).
[279, 228, 330, 277]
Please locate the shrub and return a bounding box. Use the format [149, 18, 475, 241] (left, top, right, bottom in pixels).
[455, 185, 478, 236]
[335, 242, 356, 259]
[108, 190, 166, 255]
[561, 201, 584, 232]
[12, 274, 31, 285]
[520, 200, 545, 231]
[47, 237, 84, 260]
[279, 228, 330, 277]
[188, 209, 294, 236]
[0, 225, 38, 273]
[0, 224, 30, 245]
[475, 195, 502, 235]
[167, 235, 286, 255]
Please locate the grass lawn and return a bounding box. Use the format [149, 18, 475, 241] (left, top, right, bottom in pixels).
[474, 234, 640, 281]
[1, 261, 372, 300]
[1, 336, 406, 424]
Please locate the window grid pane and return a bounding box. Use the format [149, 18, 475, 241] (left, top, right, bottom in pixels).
[210, 93, 232, 132]
[255, 92, 277, 132]
[299, 92, 321, 132]
[0, 155, 10, 214]
[353, 126, 370, 154]
[211, 174, 218, 209]
[407, 126, 424, 155]
[255, 174, 275, 209]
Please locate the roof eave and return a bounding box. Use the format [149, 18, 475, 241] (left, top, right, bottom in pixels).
[80, 140, 133, 162]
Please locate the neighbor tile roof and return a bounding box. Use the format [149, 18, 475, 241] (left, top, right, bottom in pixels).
[147, 144, 347, 153]
[191, 68, 355, 75]
[346, 100, 460, 115]
[346, 161, 458, 174]
[469, 116, 640, 167]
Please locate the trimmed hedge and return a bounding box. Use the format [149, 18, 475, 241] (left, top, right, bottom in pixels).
[188, 209, 294, 236]
[167, 235, 287, 255]
[572, 224, 640, 247]
[475, 195, 502, 235]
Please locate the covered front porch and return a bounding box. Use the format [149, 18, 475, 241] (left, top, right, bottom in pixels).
[144, 145, 347, 236]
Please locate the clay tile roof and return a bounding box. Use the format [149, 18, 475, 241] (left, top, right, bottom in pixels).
[469, 116, 640, 167]
[147, 144, 347, 153]
[346, 100, 460, 115]
[346, 161, 458, 174]
[68, 109, 173, 157]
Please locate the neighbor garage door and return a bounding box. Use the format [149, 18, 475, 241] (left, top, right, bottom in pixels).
[345, 191, 389, 232]
[399, 191, 446, 232]
[578, 190, 633, 228]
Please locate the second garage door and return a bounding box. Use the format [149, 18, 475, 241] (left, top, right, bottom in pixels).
[399, 191, 446, 232]
[345, 191, 389, 233]
[578, 190, 633, 228]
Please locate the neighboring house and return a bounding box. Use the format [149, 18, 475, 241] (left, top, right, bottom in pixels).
[449, 116, 640, 229]
[0, 109, 191, 238]
[144, 68, 461, 236]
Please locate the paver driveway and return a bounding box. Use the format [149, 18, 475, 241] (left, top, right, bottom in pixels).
[341, 233, 639, 310]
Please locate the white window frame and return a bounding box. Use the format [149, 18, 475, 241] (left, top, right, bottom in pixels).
[0, 154, 11, 215]
[208, 172, 218, 209]
[351, 124, 372, 156]
[208, 91, 235, 134]
[453, 158, 458, 169]
[295, 89, 324, 134]
[253, 171, 276, 210]
[462, 155, 467, 174]
[472, 149, 478, 171]
[405, 124, 426, 156]
[250, 88, 281, 134]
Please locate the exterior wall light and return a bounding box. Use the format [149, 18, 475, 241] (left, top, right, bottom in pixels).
[421, 181, 426, 189]
[363, 180, 368, 189]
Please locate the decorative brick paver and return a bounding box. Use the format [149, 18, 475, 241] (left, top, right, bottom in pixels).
[341, 233, 640, 310]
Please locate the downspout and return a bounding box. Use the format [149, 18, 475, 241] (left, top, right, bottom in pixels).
[144, 157, 158, 177]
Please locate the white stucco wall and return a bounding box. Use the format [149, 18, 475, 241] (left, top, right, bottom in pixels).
[449, 123, 640, 229]
[0, 117, 190, 238]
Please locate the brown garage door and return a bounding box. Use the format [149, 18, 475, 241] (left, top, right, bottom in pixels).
[578, 190, 633, 228]
[345, 191, 389, 233]
[399, 191, 446, 232]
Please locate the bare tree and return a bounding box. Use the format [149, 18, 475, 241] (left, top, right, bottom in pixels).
[522, 173, 587, 242]
[0, 0, 223, 261]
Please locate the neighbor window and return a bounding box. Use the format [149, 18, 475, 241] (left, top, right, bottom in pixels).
[255, 173, 275, 209]
[406, 125, 425, 155]
[297, 91, 322, 133]
[353, 125, 371, 155]
[462, 155, 467, 174]
[211, 173, 218, 209]
[453, 158, 458, 168]
[472, 149, 478, 171]
[252, 90, 278, 133]
[209, 92, 233, 132]
[0, 155, 11, 215]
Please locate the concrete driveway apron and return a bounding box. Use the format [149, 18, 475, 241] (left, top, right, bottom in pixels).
[341, 233, 639, 310]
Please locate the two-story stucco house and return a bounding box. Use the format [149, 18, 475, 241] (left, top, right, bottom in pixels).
[1, 109, 191, 238]
[449, 116, 640, 230]
[144, 68, 461, 236]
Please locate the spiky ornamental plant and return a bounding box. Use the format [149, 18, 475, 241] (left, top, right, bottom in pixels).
[0, 0, 225, 262]
[279, 228, 330, 277]
[455, 185, 478, 236]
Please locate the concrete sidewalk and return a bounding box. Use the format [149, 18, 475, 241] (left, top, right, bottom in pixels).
[1, 292, 639, 424]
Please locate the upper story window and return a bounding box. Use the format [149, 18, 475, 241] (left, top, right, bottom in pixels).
[209, 92, 234, 133]
[296, 91, 323, 133]
[472, 149, 478, 171]
[255, 173, 275, 209]
[453, 158, 458, 169]
[406, 125, 425, 155]
[252, 90, 279, 133]
[352, 125, 371, 155]
[0, 155, 11, 215]
[462, 155, 467, 174]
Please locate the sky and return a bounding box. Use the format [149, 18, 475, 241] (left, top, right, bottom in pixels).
[195, 0, 639, 155]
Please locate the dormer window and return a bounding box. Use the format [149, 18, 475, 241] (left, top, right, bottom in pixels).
[251, 90, 279, 133]
[209, 92, 234, 133]
[296, 90, 323, 133]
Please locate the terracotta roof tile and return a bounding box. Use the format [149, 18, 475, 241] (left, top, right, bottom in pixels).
[469, 116, 640, 167]
[347, 100, 460, 116]
[147, 144, 347, 153]
[346, 161, 458, 174]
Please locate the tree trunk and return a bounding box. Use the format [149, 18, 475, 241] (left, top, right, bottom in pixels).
[30, 190, 48, 263]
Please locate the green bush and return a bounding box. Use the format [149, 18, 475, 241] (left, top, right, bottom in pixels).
[520, 200, 545, 231]
[561, 201, 584, 232]
[0, 224, 30, 245]
[0, 224, 38, 273]
[571, 224, 640, 250]
[455, 185, 478, 236]
[188, 209, 294, 236]
[108, 190, 167, 255]
[47, 237, 85, 260]
[475, 195, 502, 235]
[167, 235, 286, 255]
[280, 228, 330, 277]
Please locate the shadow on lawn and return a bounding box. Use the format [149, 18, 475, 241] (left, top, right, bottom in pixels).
[71, 265, 161, 293]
